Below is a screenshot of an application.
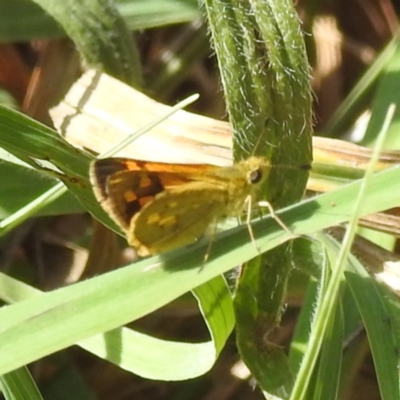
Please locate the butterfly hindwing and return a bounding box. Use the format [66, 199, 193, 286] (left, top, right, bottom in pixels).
[130, 184, 228, 255]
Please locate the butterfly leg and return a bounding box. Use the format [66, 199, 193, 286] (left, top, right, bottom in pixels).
[257, 200, 293, 235]
[244, 195, 261, 254]
[202, 219, 220, 265]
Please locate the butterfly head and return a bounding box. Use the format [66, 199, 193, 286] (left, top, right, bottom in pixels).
[240, 156, 271, 188]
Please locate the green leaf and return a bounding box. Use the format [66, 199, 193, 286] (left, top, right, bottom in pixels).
[0, 368, 43, 400]
[0, 156, 83, 219]
[204, 1, 313, 396]
[325, 36, 400, 137]
[81, 276, 235, 380]
[345, 248, 400, 400]
[0, 0, 199, 42]
[30, 0, 142, 85]
[0, 162, 400, 379]
[361, 42, 400, 148]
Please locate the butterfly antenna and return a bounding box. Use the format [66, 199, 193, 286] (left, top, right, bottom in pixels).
[275, 163, 312, 172]
[247, 123, 312, 171]
[249, 119, 272, 157]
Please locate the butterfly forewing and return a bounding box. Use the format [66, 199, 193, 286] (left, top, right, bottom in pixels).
[91, 159, 162, 231]
[90, 158, 224, 232]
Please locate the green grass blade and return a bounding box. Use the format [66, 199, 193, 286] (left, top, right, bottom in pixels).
[0, 0, 199, 43]
[361, 43, 400, 148]
[0, 162, 400, 378]
[0, 368, 43, 400]
[325, 37, 400, 137]
[30, 0, 142, 85]
[327, 235, 400, 400]
[204, 1, 312, 395]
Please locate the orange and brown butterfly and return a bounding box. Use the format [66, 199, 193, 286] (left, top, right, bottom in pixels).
[89, 157, 272, 257]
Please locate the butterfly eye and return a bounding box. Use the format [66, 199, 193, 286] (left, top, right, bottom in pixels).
[248, 168, 263, 184]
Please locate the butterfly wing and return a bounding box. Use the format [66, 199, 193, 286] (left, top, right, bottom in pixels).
[129, 183, 228, 256]
[90, 158, 223, 233]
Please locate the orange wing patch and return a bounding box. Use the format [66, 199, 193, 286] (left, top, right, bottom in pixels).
[89, 158, 220, 231]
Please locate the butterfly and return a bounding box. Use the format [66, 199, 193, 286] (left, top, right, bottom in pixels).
[89, 156, 286, 257]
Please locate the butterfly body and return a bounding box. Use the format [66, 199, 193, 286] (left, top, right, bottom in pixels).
[90, 157, 271, 256]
